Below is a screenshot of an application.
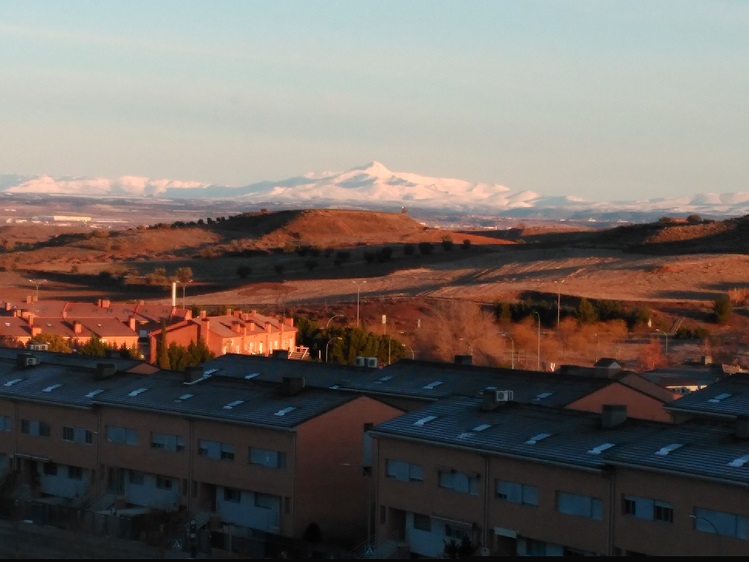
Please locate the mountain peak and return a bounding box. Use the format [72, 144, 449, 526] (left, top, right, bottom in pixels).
[347, 161, 392, 176]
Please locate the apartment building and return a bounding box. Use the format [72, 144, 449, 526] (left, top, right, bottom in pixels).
[369, 392, 749, 557]
[0, 348, 402, 554]
[147, 310, 298, 363]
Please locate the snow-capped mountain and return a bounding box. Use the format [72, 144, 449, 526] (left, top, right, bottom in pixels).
[2, 162, 749, 221]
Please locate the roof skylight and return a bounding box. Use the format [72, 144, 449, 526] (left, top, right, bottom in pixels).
[708, 392, 733, 403]
[42, 384, 62, 393]
[472, 423, 492, 432]
[413, 415, 438, 427]
[525, 432, 552, 445]
[588, 443, 616, 455]
[127, 387, 149, 397]
[223, 400, 245, 410]
[423, 381, 444, 390]
[244, 373, 260, 380]
[534, 392, 553, 401]
[85, 389, 105, 399]
[274, 406, 297, 417]
[176, 393, 194, 402]
[728, 454, 749, 468]
[4, 378, 22, 387]
[655, 443, 684, 456]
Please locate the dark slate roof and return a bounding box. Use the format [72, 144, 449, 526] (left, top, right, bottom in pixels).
[640, 365, 726, 388]
[202, 354, 617, 408]
[371, 396, 749, 485]
[664, 373, 749, 418]
[93, 374, 354, 429]
[0, 348, 355, 428]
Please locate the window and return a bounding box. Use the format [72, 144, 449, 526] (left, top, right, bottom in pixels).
[249, 447, 287, 469]
[106, 425, 137, 445]
[557, 492, 603, 520]
[0, 416, 11, 432]
[496, 480, 538, 506]
[67, 466, 83, 481]
[693, 507, 749, 539]
[413, 513, 431, 531]
[62, 426, 93, 444]
[151, 432, 185, 453]
[439, 470, 479, 495]
[255, 492, 278, 510]
[386, 459, 423, 482]
[156, 476, 173, 490]
[20, 419, 50, 437]
[44, 463, 58, 476]
[622, 495, 673, 523]
[224, 487, 241, 503]
[198, 440, 234, 461]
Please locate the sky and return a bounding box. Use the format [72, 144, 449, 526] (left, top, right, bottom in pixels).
[0, 0, 747, 202]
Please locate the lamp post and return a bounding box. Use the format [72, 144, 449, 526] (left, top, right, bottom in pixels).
[352, 280, 367, 328]
[326, 314, 343, 330]
[177, 279, 192, 311]
[656, 328, 669, 358]
[28, 278, 47, 302]
[325, 337, 342, 364]
[500, 333, 515, 369]
[554, 279, 565, 330]
[531, 311, 541, 371]
[403, 344, 415, 360]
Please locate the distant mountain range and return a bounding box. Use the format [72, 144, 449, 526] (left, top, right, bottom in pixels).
[3, 162, 749, 222]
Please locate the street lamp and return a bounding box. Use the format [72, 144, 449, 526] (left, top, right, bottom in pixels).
[28, 278, 47, 302]
[554, 279, 565, 330]
[655, 328, 669, 358]
[531, 311, 541, 371]
[403, 344, 415, 360]
[352, 280, 367, 328]
[326, 314, 343, 330]
[500, 333, 515, 369]
[177, 279, 192, 311]
[325, 337, 342, 364]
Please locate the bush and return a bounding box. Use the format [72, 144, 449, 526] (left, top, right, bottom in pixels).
[418, 242, 433, 255]
[713, 295, 732, 324]
[462, 239, 472, 250]
[236, 265, 252, 279]
[403, 243, 415, 256]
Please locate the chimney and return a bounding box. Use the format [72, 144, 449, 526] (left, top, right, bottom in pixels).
[183, 366, 204, 383]
[225, 308, 232, 317]
[272, 349, 289, 360]
[101, 299, 110, 308]
[26, 295, 33, 304]
[62, 310, 67, 320]
[4, 302, 11, 311]
[74, 321, 82, 334]
[455, 354, 472, 366]
[280, 376, 305, 396]
[736, 415, 749, 440]
[232, 321, 242, 333]
[601, 404, 628, 429]
[95, 362, 117, 380]
[27, 313, 34, 326]
[128, 316, 137, 331]
[31, 326, 42, 337]
[199, 310, 207, 318]
[284, 317, 294, 327]
[265, 323, 272, 333]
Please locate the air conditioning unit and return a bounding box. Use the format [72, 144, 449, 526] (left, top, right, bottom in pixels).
[28, 343, 49, 351]
[495, 390, 512, 402]
[366, 357, 378, 368]
[355, 356, 366, 367]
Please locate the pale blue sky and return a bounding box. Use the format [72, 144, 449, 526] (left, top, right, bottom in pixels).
[0, 1, 747, 201]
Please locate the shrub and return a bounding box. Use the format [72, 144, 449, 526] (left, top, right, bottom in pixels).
[418, 242, 433, 255]
[713, 295, 732, 324]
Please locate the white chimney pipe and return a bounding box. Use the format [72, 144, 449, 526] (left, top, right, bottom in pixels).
[172, 281, 177, 307]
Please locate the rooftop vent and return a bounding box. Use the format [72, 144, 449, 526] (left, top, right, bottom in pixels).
[454, 354, 472, 366]
[271, 349, 289, 360]
[280, 376, 305, 396]
[183, 366, 205, 384]
[95, 363, 117, 380]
